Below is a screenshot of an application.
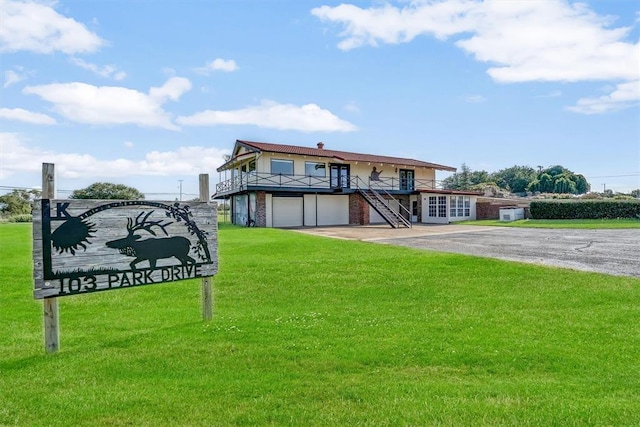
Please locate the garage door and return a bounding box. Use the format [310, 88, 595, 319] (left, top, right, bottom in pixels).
[272, 197, 303, 227]
[302, 195, 349, 226]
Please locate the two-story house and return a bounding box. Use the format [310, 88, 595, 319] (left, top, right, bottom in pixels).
[213, 140, 480, 228]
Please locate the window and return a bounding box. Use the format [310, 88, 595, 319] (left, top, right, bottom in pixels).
[428, 196, 447, 217]
[305, 162, 325, 177]
[450, 196, 471, 217]
[271, 159, 293, 175]
[428, 196, 437, 217]
[438, 196, 447, 217]
[330, 164, 350, 188]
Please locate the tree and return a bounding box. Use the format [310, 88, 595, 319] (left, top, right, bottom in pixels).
[553, 176, 577, 194]
[442, 164, 490, 190]
[490, 165, 537, 193]
[458, 163, 471, 189]
[572, 174, 590, 194]
[527, 173, 553, 193]
[544, 165, 566, 177]
[441, 173, 459, 190]
[444, 164, 590, 195]
[469, 170, 490, 186]
[70, 182, 145, 200]
[526, 167, 590, 195]
[531, 166, 590, 195]
[0, 189, 41, 216]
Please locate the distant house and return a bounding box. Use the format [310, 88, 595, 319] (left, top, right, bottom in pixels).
[213, 140, 480, 227]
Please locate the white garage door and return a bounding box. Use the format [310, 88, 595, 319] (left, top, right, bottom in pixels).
[272, 197, 303, 227]
[303, 195, 349, 226]
[317, 195, 349, 226]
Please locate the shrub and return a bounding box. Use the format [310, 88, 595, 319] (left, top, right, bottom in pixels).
[7, 214, 33, 223]
[530, 200, 640, 219]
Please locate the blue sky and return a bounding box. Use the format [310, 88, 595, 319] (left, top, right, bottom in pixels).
[1, 0, 638, 199]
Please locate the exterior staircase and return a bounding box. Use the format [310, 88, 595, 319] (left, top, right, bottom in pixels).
[357, 187, 412, 229]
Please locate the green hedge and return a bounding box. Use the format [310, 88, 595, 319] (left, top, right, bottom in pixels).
[7, 214, 33, 223]
[529, 200, 640, 219]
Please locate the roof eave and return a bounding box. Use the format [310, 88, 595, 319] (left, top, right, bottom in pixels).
[216, 151, 258, 172]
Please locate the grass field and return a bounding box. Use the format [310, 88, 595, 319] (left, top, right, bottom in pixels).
[2, 223, 639, 425]
[458, 218, 640, 229]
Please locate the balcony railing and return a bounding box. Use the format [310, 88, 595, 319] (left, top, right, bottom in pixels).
[214, 171, 442, 197]
[370, 176, 438, 191]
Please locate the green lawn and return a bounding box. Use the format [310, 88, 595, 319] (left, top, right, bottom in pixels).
[2, 223, 639, 426]
[458, 218, 640, 229]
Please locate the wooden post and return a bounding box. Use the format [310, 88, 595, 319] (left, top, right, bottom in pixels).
[42, 163, 59, 353]
[199, 174, 213, 321]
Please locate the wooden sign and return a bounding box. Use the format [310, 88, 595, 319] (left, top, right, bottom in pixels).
[33, 200, 217, 299]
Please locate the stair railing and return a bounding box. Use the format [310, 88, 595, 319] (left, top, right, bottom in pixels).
[355, 177, 412, 228]
[369, 180, 412, 228]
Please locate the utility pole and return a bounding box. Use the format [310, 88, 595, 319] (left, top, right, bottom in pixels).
[602, 183, 606, 193]
[178, 179, 183, 201]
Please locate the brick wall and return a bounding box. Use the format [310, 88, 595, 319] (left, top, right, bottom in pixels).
[476, 198, 531, 220]
[349, 193, 412, 224]
[349, 193, 370, 225]
[254, 191, 266, 227]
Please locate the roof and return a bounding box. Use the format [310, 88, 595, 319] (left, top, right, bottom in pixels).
[216, 140, 456, 172]
[416, 189, 483, 196]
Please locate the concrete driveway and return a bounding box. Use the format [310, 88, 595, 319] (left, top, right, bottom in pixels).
[293, 224, 640, 278]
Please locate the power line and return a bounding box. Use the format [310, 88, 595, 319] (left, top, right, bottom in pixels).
[585, 173, 640, 179]
[0, 185, 192, 195]
[0, 185, 40, 191]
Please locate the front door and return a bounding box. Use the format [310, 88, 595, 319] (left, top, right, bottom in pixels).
[410, 195, 418, 223]
[399, 169, 415, 191]
[330, 164, 350, 189]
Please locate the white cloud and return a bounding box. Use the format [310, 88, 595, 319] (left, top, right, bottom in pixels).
[344, 101, 361, 113]
[148, 77, 192, 102]
[566, 80, 640, 114]
[22, 77, 192, 130]
[69, 57, 127, 80]
[465, 95, 485, 103]
[312, 2, 478, 49]
[535, 90, 563, 98]
[0, 0, 104, 54]
[123, 141, 134, 148]
[312, 0, 639, 113]
[177, 99, 358, 132]
[194, 58, 239, 75]
[4, 69, 26, 88]
[0, 107, 56, 124]
[0, 133, 230, 180]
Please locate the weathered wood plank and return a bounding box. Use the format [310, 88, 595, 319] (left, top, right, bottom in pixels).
[43, 297, 59, 353]
[33, 199, 217, 299]
[41, 163, 59, 353]
[199, 174, 214, 321]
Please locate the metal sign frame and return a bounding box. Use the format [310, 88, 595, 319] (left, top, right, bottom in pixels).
[33, 199, 217, 299]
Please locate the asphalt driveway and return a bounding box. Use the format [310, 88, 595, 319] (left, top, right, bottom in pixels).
[294, 225, 640, 278]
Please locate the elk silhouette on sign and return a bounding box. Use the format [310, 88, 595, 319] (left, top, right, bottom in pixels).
[106, 211, 196, 270]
